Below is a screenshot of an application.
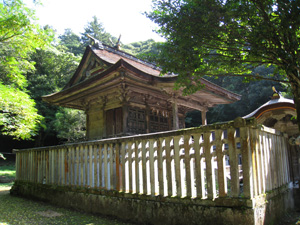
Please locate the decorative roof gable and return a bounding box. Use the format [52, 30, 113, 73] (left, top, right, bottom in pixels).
[43, 39, 241, 111]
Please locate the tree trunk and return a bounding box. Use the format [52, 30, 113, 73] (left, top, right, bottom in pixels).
[290, 79, 300, 133]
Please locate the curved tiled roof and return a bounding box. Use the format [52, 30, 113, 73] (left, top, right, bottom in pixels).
[92, 45, 162, 77]
[44, 40, 241, 109]
[243, 95, 295, 119]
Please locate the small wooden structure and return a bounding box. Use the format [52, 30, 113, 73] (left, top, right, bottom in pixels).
[43, 40, 240, 140]
[244, 91, 297, 136]
[244, 90, 300, 182]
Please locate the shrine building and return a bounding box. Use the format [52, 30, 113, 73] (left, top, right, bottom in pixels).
[43, 39, 241, 140]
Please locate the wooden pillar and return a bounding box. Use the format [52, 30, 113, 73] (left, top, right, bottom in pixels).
[85, 109, 90, 140]
[201, 110, 207, 126]
[172, 96, 179, 130]
[101, 96, 107, 139]
[146, 105, 150, 133]
[102, 107, 107, 138]
[122, 104, 128, 135]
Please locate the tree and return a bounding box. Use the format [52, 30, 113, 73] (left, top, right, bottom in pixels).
[147, 0, 300, 130]
[59, 29, 83, 56]
[0, 83, 42, 140]
[186, 66, 283, 127]
[122, 39, 162, 64]
[26, 44, 82, 146]
[81, 16, 116, 47]
[0, 0, 52, 139]
[53, 108, 86, 143]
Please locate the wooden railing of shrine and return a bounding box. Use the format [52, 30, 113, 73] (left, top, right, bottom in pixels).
[14, 118, 291, 204]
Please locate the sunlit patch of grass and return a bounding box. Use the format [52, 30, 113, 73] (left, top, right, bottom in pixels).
[0, 164, 16, 179]
[0, 162, 132, 224]
[0, 163, 15, 190]
[0, 182, 14, 189]
[0, 189, 133, 225]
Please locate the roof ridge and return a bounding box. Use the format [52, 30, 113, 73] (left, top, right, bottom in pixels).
[91, 43, 162, 72]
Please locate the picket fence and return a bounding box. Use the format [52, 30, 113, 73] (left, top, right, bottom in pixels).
[14, 118, 291, 203]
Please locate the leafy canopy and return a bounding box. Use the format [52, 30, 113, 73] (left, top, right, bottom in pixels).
[0, 0, 53, 139]
[53, 108, 86, 143]
[147, 0, 300, 130]
[0, 82, 42, 139]
[59, 29, 83, 56]
[0, 0, 52, 88]
[26, 44, 82, 144]
[147, 0, 299, 91]
[81, 16, 117, 47]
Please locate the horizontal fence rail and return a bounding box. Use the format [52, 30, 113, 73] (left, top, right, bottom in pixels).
[14, 118, 291, 202]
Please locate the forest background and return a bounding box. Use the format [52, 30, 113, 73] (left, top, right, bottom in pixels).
[0, 0, 289, 153]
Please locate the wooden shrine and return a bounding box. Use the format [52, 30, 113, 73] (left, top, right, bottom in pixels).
[244, 89, 298, 137]
[43, 39, 241, 140]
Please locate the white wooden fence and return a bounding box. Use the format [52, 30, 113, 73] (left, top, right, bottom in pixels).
[14, 118, 291, 201]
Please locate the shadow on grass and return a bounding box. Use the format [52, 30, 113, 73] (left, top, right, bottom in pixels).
[0, 185, 133, 225]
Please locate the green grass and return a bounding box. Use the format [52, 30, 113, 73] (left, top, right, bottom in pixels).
[0, 163, 15, 188]
[0, 162, 132, 224]
[0, 189, 133, 225]
[0, 163, 16, 178]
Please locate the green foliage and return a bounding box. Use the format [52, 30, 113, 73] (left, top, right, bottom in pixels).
[147, 0, 300, 129]
[0, 0, 53, 88]
[53, 108, 86, 142]
[121, 39, 161, 62]
[0, 0, 52, 140]
[0, 83, 42, 139]
[59, 29, 84, 56]
[186, 66, 283, 126]
[147, 0, 298, 84]
[81, 16, 117, 47]
[26, 44, 81, 144]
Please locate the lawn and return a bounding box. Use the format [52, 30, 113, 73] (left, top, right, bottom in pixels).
[0, 162, 15, 188]
[0, 162, 133, 225]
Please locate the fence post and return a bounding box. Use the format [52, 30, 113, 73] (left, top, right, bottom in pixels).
[135, 141, 140, 194]
[165, 137, 172, 197]
[204, 132, 215, 199]
[193, 133, 204, 198]
[215, 130, 227, 197]
[149, 139, 155, 196]
[240, 126, 253, 199]
[228, 127, 240, 197]
[184, 135, 192, 197]
[157, 138, 164, 196]
[173, 135, 182, 197]
[141, 140, 147, 195]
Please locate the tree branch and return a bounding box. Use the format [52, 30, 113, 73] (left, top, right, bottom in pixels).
[192, 71, 290, 83]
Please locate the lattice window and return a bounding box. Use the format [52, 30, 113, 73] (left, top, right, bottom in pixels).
[149, 111, 169, 132]
[127, 108, 146, 134]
